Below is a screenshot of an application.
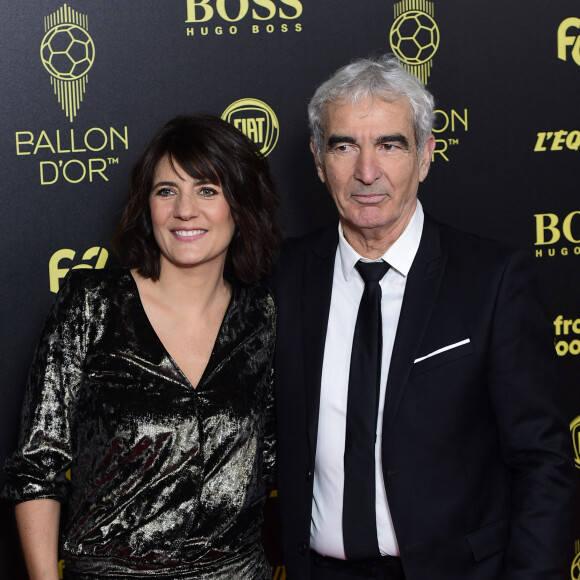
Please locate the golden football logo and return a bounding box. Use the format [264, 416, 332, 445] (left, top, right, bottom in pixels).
[571, 550, 580, 580]
[41, 4, 95, 122]
[222, 98, 279, 157]
[571, 416, 580, 469]
[390, 0, 439, 84]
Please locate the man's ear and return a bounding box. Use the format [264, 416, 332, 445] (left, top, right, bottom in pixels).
[310, 138, 326, 183]
[418, 134, 436, 182]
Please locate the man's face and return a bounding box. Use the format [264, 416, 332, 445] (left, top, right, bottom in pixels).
[312, 96, 435, 253]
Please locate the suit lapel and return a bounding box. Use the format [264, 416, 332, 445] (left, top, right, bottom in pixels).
[383, 216, 447, 436]
[301, 226, 338, 451]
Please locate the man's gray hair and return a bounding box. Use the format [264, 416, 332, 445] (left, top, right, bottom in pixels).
[308, 54, 435, 160]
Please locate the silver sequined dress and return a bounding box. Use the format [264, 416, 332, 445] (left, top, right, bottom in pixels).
[2, 269, 276, 579]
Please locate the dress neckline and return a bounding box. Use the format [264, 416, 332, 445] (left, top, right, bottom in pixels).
[125, 270, 236, 390]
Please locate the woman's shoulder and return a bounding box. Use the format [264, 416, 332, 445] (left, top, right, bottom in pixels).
[62, 267, 134, 294]
[234, 282, 276, 326]
[52, 268, 136, 312]
[236, 281, 274, 308]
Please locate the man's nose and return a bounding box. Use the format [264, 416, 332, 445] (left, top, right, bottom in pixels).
[353, 149, 381, 184]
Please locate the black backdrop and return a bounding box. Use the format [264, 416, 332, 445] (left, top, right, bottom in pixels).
[1, 2, 579, 578]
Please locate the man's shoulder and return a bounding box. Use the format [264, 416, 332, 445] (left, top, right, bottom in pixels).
[427, 214, 529, 264]
[422, 215, 539, 293]
[277, 223, 338, 264]
[264, 224, 337, 291]
[283, 223, 338, 251]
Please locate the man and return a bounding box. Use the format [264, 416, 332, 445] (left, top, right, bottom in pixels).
[269, 54, 576, 580]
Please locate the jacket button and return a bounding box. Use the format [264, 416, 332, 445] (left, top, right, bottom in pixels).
[306, 469, 312, 481]
[298, 542, 308, 555]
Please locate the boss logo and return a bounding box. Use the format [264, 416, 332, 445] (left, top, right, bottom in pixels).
[534, 212, 580, 245]
[185, 0, 302, 23]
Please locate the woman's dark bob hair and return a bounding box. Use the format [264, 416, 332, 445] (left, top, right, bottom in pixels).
[113, 115, 280, 284]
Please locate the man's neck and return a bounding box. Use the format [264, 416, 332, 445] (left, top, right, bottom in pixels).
[341, 207, 417, 260]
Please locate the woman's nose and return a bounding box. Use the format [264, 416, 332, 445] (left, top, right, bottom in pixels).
[173, 194, 198, 220]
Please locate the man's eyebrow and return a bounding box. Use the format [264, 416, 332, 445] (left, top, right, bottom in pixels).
[377, 134, 411, 149]
[326, 133, 412, 150]
[326, 135, 356, 148]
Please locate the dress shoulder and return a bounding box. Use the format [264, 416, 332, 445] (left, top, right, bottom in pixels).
[60, 267, 133, 295]
[236, 282, 275, 310]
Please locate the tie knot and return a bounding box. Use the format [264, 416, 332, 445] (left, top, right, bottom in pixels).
[355, 260, 390, 284]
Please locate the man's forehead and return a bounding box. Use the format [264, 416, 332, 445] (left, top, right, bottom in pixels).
[324, 97, 413, 128]
[322, 97, 415, 141]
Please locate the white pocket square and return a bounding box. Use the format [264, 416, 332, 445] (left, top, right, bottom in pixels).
[414, 339, 471, 364]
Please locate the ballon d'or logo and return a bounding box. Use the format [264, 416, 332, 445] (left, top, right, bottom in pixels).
[571, 551, 580, 580]
[41, 4, 95, 122]
[390, 0, 439, 85]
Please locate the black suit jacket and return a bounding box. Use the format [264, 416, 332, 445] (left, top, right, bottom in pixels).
[268, 214, 576, 580]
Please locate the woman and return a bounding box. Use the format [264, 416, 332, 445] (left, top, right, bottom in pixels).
[2, 115, 280, 579]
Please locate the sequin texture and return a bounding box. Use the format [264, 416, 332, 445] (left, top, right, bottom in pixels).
[2, 269, 276, 579]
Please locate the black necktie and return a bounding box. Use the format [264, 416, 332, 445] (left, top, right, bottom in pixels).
[343, 260, 390, 560]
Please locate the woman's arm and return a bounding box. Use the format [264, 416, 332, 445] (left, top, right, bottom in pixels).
[15, 498, 61, 580]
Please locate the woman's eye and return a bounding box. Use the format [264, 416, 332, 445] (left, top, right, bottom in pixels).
[199, 187, 217, 197]
[155, 187, 174, 197]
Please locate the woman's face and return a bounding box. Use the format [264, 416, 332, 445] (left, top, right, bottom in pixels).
[149, 154, 236, 274]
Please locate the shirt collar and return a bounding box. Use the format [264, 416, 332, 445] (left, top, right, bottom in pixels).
[338, 200, 424, 281]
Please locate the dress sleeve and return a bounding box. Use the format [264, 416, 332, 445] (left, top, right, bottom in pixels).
[262, 366, 277, 492]
[2, 273, 88, 503]
[261, 293, 277, 493]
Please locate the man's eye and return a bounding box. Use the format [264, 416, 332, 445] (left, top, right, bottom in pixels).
[335, 144, 354, 152]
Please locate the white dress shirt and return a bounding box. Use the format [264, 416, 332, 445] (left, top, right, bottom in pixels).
[310, 201, 425, 559]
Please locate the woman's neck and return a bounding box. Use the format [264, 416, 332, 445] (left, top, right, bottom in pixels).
[134, 258, 231, 316]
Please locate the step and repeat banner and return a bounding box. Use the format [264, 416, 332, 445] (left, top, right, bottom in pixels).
[0, 1, 578, 578]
